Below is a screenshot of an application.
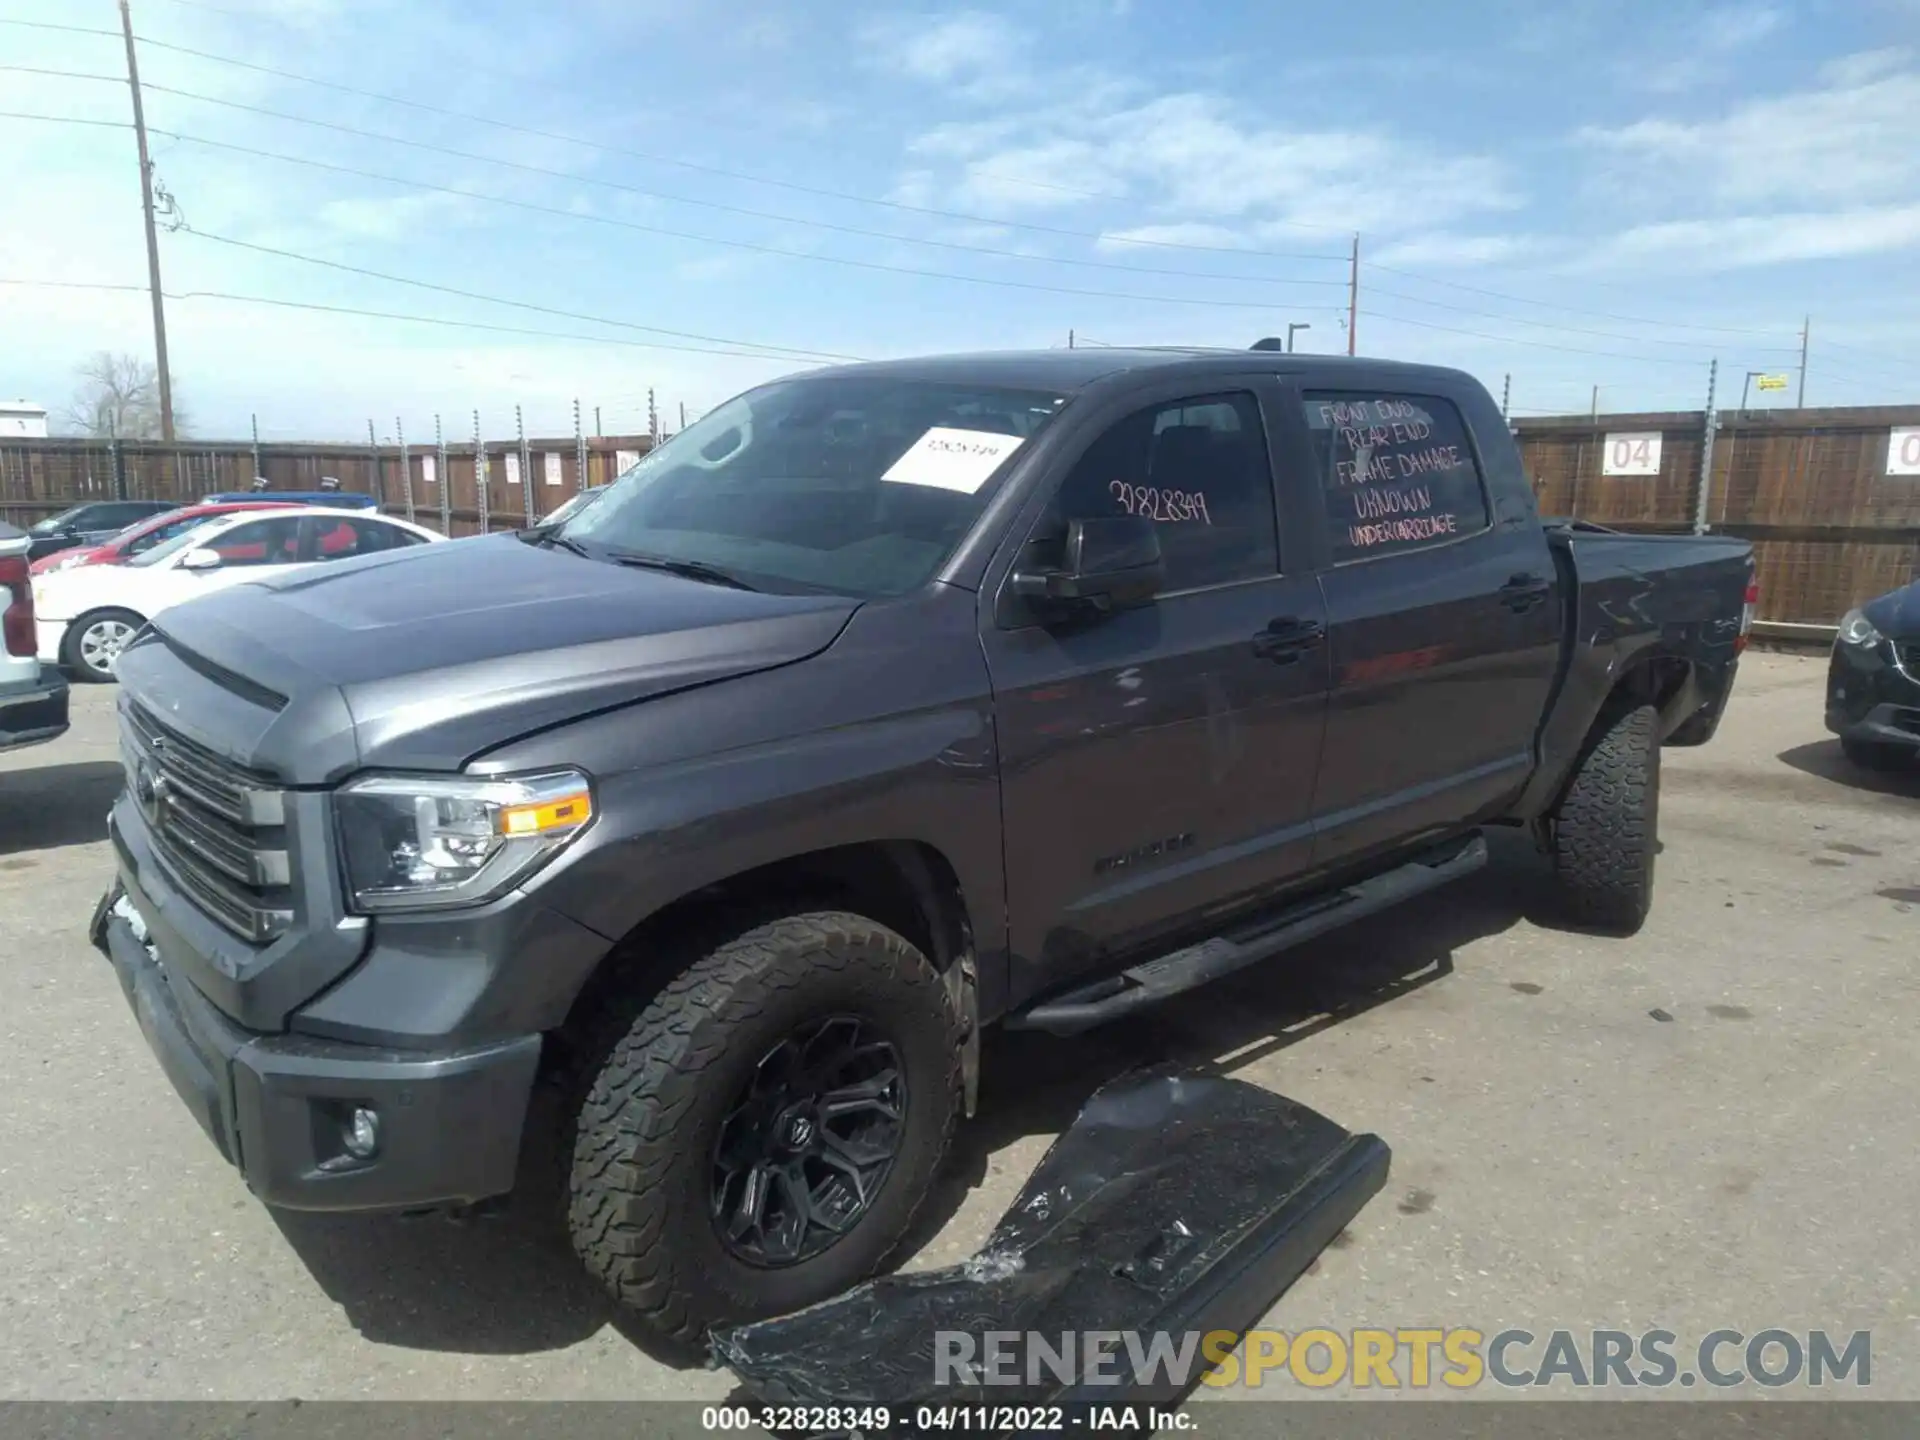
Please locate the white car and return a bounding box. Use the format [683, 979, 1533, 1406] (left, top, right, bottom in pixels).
[33, 507, 444, 682]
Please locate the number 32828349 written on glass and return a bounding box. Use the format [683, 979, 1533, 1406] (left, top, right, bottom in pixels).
[1110, 479, 1212, 524]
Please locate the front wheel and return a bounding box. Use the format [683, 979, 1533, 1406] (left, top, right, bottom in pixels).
[1550, 703, 1661, 934]
[566, 910, 963, 1345]
[61, 608, 145, 682]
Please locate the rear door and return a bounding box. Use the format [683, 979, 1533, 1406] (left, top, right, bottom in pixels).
[980, 377, 1331, 1006]
[1299, 383, 1560, 868]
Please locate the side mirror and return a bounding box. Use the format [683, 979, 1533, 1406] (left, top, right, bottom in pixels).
[179, 547, 223, 572]
[1011, 514, 1164, 616]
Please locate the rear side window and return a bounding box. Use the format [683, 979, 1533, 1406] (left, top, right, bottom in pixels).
[127, 515, 199, 553]
[1302, 393, 1490, 563]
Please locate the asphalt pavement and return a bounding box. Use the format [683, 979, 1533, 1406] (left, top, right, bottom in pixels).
[1, 653, 1914, 1402]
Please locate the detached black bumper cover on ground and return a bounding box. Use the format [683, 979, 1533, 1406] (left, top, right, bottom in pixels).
[713, 1069, 1390, 1411]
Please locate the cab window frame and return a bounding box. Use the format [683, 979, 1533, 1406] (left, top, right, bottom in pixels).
[993, 378, 1291, 626]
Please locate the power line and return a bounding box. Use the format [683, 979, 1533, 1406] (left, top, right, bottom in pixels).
[0, 21, 1348, 263]
[1359, 281, 1803, 354]
[3, 68, 1351, 308]
[1358, 308, 1774, 369]
[0, 109, 130, 131]
[175, 229, 866, 359]
[1363, 260, 1801, 339]
[134, 125, 1344, 314]
[0, 275, 853, 361]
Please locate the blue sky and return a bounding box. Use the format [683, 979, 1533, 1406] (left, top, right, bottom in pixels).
[2, 0, 1917, 440]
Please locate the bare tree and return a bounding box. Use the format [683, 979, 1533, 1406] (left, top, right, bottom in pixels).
[61, 352, 188, 439]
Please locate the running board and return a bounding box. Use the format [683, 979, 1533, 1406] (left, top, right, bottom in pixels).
[1007, 832, 1488, 1037]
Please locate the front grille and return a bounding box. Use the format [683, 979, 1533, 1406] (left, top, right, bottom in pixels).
[123, 702, 294, 943]
[1900, 643, 1920, 677]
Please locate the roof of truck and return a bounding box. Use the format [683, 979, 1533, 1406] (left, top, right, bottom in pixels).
[800, 347, 1473, 393]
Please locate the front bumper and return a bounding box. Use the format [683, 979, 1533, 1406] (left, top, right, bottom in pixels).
[91, 874, 543, 1213]
[1825, 638, 1920, 749]
[0, 667, 69, 751]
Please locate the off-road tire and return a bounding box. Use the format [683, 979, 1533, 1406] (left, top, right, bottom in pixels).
[1550, 703, 1660, 934]
[60, 607, 144, 683]
[566, 910, 963, 1345]
[1842, 736, 1911, 773]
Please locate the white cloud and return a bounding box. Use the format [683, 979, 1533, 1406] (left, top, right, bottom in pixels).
[1097, 222, 1251, 252]
[1820, 47, 1913, 86]
[898, 90, 1517, 236]
[1579, 203, 1920, 270]
[317, 193, 474, 242]
[859, 11, 1030, 100]
[1579, 55, 1920, 207]
[1369, 232, 1537, 268]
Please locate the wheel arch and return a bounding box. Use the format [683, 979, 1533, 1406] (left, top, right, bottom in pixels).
[553, 838, 976, 1055]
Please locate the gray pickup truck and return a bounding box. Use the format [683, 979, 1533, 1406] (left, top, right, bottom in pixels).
[91, 347, 1754, 1343]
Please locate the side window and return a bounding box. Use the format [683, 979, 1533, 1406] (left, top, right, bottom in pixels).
[1044, 391, 1277, 592]
[128, 515, 196, 553]
[339, 519, 413, 555]
[1302, 393, 1491, 563]
[209, 516, 303, 567]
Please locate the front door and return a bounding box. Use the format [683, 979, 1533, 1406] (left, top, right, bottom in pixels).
[981, 383, 1331, 1008]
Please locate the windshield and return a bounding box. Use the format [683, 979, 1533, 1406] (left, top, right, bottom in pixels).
[29, 506, 85, 536]
[130, 516, 229, 568]
[541, 487, 607, 528]
[558, 375, 1068, 597]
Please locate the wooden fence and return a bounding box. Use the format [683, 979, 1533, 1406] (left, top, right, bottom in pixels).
[0, 434, 657, 538]
[6, 407, 1919, 624]
[1517, 404, 1919, 624]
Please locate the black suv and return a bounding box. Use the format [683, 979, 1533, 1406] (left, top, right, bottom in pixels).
[26, 500, 180, 562]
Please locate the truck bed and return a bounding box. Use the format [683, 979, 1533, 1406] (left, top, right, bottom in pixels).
[1515, 521, 1754, 819]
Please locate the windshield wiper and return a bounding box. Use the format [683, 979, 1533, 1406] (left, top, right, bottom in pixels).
[603, 550, 759, 591]
[522, 526, 596, 558]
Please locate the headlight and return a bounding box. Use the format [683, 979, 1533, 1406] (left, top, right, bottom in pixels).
[335, 769, 594, 912]
[1838, 609, 1882, 648]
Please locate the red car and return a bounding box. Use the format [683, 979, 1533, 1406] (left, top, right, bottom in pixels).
[27, 501, 302, 576]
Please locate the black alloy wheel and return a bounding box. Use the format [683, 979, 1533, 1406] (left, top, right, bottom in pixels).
[710, 1015, 907, 1267]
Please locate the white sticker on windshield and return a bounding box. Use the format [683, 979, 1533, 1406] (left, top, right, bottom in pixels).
[882, 427, 1025, 494]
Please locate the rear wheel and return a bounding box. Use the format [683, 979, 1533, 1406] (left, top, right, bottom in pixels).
[1842, 736, 1912, 772]
[566, 910, 963, 1345]
[61, 608, 144, 683]
[1550, 703, 1661, 934]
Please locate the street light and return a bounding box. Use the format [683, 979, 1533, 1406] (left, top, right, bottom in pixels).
[1287, 323, 1311, 353]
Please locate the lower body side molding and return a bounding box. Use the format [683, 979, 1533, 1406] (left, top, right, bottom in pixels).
[1007, 831, 1488, 1036]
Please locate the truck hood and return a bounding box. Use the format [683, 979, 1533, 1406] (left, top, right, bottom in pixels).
[141, 534, 859, 781]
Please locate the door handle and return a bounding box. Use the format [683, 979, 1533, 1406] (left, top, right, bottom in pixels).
[1252, 617, 1325, 663]
[1498, 573, 1552, 612]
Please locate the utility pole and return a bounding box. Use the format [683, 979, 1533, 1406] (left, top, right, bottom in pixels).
[1694, 358, 1718, 536]
[1797, 316, 1810, 408]
[119, 0, 175, 441]
[1500, 374, 1511, 420]
[1068, 329, 1075, 349]
[1346, 233, 1359, 356]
